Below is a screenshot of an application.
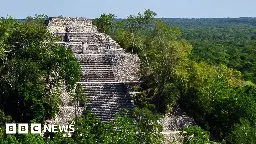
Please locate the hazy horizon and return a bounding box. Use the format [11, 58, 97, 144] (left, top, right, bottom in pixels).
[1, 0, 255, 19]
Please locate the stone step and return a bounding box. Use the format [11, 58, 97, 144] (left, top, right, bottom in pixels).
[84, 92, 127, 95]
[80, 67, 113, 70]
[84, 87, 126, 90]
[80, 84, 126, 88]
[83, 76, 115, 79]
[85, 96, 128, 99]
[81, 80, 116, 82]
[79, 83, 128, 86]
[78, 60, 115, 64]
[80, 62, 113, 64]
[86, 98, 132, 102]
[87, 108, 133, 114]
[81, 76, 114, 79]
[67, 36, 113, 43]
[68, 38, 102, 43]
[82, 88, 126, 91]
[81, 76, 115, 80]
[86, 99, 133, 103]
[70, 45, 109, 53]
[87, 109, 133, 114]
[81, 69, 113, 72]
[86, 101, 119, 105]
[80, 65, 112, 67]
[78, 51, 107, 55]
[88, 112, 119, 118]
[85, 95, 127, 98]
[76, 56, 114, 59]
[81, 75, 115, 78]
[81, 72, 114, 75]
[84, 90, 127, 93]
[79, 63, 114, 66]
[86, 101, 132, 104]
[65, 32, 105, 37]
[82, 67, 113, 70]
[89, 109, 133, 114]
[86, 97, 131, 101]
[81, 68, 113, 71]
[86, 103, 133, 108]
[86, 103, 133, 107]
[84, 89, 127, 92]
[83, 89, 128, 92]
[81, 77, 114, 80]
[88, 110, 120, 115]
[81, 77, 115, 80]
[81, 76, 115, 79]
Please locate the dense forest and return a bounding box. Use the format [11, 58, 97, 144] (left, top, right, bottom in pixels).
[0, 10, 256, 143]
[164, 18, 256, 84]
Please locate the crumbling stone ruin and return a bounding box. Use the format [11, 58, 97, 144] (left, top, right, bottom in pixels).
[45, 17, 140, 124]
[160, 105, 196, 143]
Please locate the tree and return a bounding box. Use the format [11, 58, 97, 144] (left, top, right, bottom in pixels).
[113, 9, 157, 54]
[139, 20, 192, 113]
[0, 110, 12, 140]
[92, 13, 115, 35]
[0, 17, 80, 123]
[70, 108, 163, 144]
[226, 119, 256, 144]
[125, 9, 156, 33]
[133, 108, 163, 144]
[182, 126, 216, 144]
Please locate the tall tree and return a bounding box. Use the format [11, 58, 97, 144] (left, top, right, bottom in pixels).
[92, 13, 115, 35]
[139, 20, 192, 113]
[0, 17, 80, 123]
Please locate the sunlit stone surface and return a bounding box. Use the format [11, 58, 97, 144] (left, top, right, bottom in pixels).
[45, 17, 140, 125]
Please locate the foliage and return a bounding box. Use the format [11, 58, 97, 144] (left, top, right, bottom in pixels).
[180, 60, 256, 141]
[181, 28, 256, 84]
[92, 13, 115, 35]
[71, 108, 163, 144]
[125, 9, 156, 33]
[112, 9, 156, 53]
[0, 17, 80, 123]
[182, 126, 216, 144]
[26, 14, 48, 26]
[0, 111, 12, 140]
[137, 20, 192, 113]
[133, 108, 163, 144]
[226, 119, 256, 144]
[45, 108, 163, 144]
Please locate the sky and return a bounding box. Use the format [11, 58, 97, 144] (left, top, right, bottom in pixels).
[1, 0, 255, 19]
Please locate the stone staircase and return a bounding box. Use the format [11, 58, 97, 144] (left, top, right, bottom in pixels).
[81, 83, 134, 122]
[46, 17, 140, 123]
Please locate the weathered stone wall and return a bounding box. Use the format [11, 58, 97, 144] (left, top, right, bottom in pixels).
[160, 105, 196, 143]
[160, 105, 196, 131]
[47, 17, 97, 33]
[113, 53, 140, 82]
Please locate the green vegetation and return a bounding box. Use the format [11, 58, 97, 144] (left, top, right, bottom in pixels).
[0, 16, 80, 123]
[165, 18, 256, 84]
[182, 126, 216, 144]
[0, 10, 256, 143]
[93, 11, 256, 143]
[0, 15, 163, 144]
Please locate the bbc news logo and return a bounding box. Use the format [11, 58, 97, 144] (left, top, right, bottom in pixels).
[5, 123, 75, 134]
